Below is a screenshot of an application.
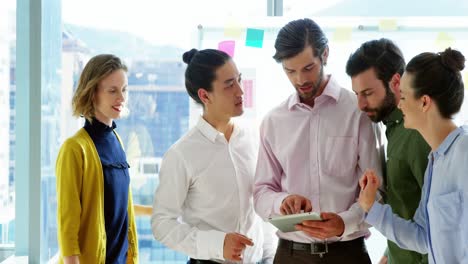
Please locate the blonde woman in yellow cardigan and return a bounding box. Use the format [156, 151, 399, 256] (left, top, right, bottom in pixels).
[56, 54, 138, 264]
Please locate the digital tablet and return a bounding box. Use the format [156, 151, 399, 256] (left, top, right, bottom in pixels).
[268, 212, 322, 232]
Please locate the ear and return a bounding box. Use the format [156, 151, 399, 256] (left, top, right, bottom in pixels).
[421, 95, 432, 112]
[389, 73, 401, 97]
[389, 73, 401, 91]
[197, 88, 211, 105]
[91, 92, 97, 106]
[321, 46, 329, 65]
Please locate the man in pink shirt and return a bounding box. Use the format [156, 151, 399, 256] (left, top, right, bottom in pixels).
[254, 18, 381, 264]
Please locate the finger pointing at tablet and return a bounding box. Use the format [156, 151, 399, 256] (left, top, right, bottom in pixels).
[280, 194, 312, 215]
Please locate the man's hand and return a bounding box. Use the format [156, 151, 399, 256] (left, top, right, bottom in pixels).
[280, 194, 312, 215]
[295, 212, 345, 239]
[223, 233, 254, 262]
[358, 169, 380, 212]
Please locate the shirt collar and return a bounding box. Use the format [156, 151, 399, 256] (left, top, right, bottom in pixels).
[431, 126, 464, 158]
[196, 116, 239, 143]
[382, 108, 403, 128]
[287, 75, 340, 110]
[84, 117, 116, 134]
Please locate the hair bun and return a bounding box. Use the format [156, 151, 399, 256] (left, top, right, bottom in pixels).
[182, 49, 198, 64]
[440, 48, 465, 72]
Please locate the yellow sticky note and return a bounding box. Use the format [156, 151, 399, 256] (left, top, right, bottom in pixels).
[224, 19, 242, 39]
[464, 72, 468, 90]
[379, 19, 398, 31]
[435, 32, 455, 50]
[333, 27, 352, 43]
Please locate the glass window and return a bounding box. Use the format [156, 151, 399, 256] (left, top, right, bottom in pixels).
[29, 1, 468, 263]
[284, 0, 468, 17]
[39, 1, 267, 263]
[0, 0, 15, 257]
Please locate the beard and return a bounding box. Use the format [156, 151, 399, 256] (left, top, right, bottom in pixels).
[363, 89, 397, 122]
[296, 63, 324, 100]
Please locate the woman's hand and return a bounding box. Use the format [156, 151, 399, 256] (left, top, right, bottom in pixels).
[358, 170, 381, 212]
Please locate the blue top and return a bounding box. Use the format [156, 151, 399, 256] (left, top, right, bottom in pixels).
[366, 125, 468, 264]
[84, 118, 130, 264]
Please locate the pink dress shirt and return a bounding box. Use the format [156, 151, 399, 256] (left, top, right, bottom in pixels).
[254, 76, 381, 243]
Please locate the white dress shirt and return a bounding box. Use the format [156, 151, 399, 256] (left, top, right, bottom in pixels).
[152, 117, 275, 263]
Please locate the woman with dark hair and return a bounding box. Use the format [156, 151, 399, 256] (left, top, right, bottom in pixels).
[359, 48, 468, 264]
[151, 49, 275, 264]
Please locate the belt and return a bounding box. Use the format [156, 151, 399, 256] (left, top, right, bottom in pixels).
[189, 258, 261, 264]
[278, 237, 366, 256]
[189, 259, 220, 264]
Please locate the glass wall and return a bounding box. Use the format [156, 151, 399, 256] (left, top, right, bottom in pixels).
[0, 0, 16, 259]
[4, 0, 468, 263]
[38, 0, 267, 263]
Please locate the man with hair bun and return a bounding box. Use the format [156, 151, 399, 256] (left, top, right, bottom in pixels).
[152, 48, 276, 264]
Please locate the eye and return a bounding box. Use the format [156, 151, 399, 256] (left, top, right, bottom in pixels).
[225, 82, 234, 89]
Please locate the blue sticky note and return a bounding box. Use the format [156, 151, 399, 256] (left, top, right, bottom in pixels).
[246, 28, 264, 48]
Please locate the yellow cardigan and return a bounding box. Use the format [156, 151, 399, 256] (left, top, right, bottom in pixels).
[56, 128, 138, 264]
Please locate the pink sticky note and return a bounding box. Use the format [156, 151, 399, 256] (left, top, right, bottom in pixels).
[242, 79, 254, 108]
[218, 40, 235, 57]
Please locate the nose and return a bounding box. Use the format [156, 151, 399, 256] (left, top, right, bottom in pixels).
[296, 73, 307, 86]
[235, 80, 244, 96]
[118, 90, 126, 103]
[357, 95, 367, 110]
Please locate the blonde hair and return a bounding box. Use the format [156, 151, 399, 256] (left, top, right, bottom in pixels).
[72, 54, 127, 121]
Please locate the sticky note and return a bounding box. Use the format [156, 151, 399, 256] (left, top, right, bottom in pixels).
[224, 18, 243, 39]
[242, 79, 254, 108]
[332, 27, 352, 42]
[218, 40, 235, 57]
[435, 32, 455, 50]
[379, 19, 398, 31]
[246, 28, 264, 48]
[464, 72, 468, 90]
